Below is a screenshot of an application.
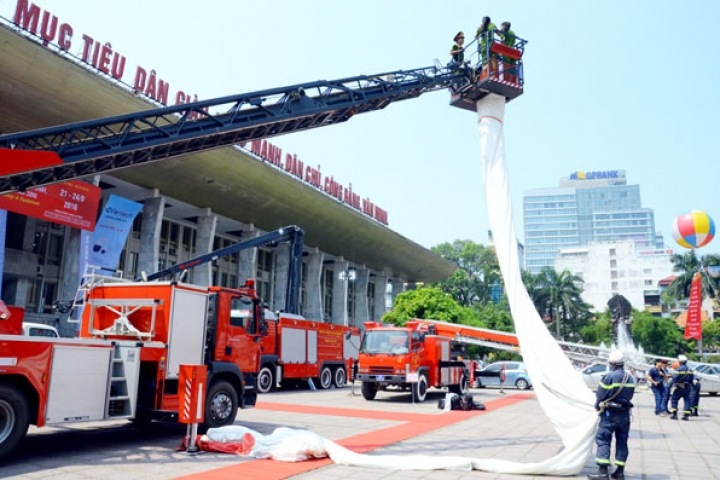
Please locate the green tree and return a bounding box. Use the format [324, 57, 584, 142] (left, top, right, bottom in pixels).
[630, 310, 689, 357]
[431, 240, 501, 307]
[703, 319, 720, 350]
[579, 313, 613, 346]
[474, 297, 514, 332]
[381, 287, 475, 326]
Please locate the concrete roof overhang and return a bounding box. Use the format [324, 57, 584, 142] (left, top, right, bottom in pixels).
[0, 25, 457, 283]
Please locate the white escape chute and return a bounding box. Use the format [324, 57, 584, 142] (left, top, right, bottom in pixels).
[198, 94, 599, 475]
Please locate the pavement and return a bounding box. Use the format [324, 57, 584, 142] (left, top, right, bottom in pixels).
[2, 383, 720, 479]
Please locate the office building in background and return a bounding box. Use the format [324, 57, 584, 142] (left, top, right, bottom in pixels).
[523, 170, 663, 274]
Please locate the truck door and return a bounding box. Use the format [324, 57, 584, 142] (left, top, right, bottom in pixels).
[224, 294, 262, 373]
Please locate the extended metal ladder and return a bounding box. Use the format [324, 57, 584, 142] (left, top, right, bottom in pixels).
[68, 264, 128, 324]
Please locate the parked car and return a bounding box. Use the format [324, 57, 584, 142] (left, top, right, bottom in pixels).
[580, 363, 611, 391]
[474, 361, 532, 390]
[580, 363, 642, 391]
[22, 322, 59, 338]
[689, 362, 720, 395]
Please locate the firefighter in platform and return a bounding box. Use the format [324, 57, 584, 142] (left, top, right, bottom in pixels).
[669, 354, 694, 420]
[498, 21, 517, 83]
[588, 350, 635, 480]
[449, 31, 473, 83]
[475, 16, 496, 66]
[499, 21, 516, 48]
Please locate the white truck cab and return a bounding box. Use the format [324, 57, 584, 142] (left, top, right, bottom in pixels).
[22, 322, 60, 338]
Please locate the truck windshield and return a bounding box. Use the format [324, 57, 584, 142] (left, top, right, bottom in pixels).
[360, 330, 409, 355]
[230, 295, 255, 333]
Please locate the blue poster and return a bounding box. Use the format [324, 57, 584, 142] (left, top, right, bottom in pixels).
[90, 195, 143, 271]
[0, 209, 6, 299]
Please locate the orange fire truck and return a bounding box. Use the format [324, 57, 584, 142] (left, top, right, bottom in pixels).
[257, 313, 359, 393]
[356, 319, 520, 402]
[0, 279, 267, 460]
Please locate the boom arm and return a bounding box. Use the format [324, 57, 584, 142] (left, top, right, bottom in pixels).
[0, 66, 461, 194]
[0, 33, 527, 194]
[143, 225, 304, 314]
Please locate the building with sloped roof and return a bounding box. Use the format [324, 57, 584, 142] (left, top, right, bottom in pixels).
[0, 15, 455, 333]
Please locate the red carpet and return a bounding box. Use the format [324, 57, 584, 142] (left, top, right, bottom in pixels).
[180, 393, 534, 480]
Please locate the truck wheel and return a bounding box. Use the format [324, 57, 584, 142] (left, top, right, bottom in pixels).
[319, 366, 333, 389]
[361, 382, 378, 400]
[204, 380, 238, 429]
[257, 366, 274, 394]
[413, 374, 429, 403]
[333, 367, 346, 388]
[0, 384, 30, 461]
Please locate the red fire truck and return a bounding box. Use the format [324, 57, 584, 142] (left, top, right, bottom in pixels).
[0, 279, 266, 461]
[356, 320, 470, 402]
[356, 319, 521, 402]
[257, 313, 359, 393]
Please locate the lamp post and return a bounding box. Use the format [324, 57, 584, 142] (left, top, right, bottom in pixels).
[339, 268, 356, 327]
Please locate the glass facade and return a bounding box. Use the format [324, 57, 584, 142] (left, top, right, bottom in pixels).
[523, 181, 660, 273]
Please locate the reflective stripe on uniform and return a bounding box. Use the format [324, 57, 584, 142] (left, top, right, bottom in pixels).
[598, 381, 636, 390]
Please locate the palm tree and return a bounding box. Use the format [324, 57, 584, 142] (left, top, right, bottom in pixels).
[667, 251, 720, 302]
[523, 267, 591, 340]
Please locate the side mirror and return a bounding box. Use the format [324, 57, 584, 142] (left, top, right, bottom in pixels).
[259, 320, 268, 337]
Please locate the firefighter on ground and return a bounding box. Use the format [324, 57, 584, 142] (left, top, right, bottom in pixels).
[669, 354, 694, 420]
[588, 350, 635, 480]
[689, 375, 701, 416]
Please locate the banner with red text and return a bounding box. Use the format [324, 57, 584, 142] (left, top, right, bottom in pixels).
[684, 272, 703, 341]
[0, 180, 101, 231]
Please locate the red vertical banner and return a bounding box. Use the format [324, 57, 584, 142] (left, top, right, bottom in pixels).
[684, 272, 703, 341]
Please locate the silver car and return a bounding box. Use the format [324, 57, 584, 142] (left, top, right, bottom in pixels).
[580, 363, 643, 391]
[688, 362, 720, 395]
[580, 363, 611, 390]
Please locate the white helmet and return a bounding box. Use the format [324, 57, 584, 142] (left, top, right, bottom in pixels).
[608, 350, 624, 364]
[678, 354, 688, 363]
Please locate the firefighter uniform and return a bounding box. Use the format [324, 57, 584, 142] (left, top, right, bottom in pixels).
[475, 17, 497, 65]
[670, 356, 694, 420]
[689, 377, 701, 416]
[588, 351, 635, 480]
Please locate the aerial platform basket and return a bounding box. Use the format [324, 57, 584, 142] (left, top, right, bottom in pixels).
[449, 31, 527, 112]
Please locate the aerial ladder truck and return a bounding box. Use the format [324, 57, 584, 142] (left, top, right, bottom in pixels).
[0, 32, 527, 461]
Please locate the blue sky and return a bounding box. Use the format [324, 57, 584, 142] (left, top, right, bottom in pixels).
[3, 0, 719, 256]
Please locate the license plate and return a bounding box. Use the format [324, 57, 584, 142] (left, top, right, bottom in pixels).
[376, 375, 385, 381]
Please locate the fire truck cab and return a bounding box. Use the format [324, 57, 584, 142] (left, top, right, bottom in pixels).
[356, 321, 470, 402]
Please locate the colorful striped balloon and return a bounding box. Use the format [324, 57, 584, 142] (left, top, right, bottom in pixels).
[672, 211, 715, 249]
